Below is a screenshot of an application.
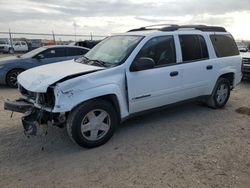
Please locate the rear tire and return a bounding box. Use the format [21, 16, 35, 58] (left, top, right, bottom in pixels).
[6, 69, 24, 88]
[67, 99, 118, 148]
[206, 78, 231, 109]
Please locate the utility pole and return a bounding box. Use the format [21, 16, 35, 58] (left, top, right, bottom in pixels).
[90, 32, 93, 41]
[9, 28, 13, 48]
[52, 30, 56, 44]
[73, 21, 77, 42]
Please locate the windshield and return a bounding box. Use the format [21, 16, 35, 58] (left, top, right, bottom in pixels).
[21, 47, 47, 58]
[80, 35, 143, 66]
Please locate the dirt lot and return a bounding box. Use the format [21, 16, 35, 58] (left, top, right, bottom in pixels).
[0, 81, 250, 187]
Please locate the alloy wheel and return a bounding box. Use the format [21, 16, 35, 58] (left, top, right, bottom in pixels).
[80, 109, 111, 141]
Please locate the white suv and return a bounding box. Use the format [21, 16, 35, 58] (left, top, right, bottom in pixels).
[2, 41, 28, 53]
[4, 25, 242, 148]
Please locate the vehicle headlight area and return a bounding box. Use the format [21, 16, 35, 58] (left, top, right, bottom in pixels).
[18, 84, 56, 109]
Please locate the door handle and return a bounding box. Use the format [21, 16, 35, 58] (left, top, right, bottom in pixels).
[206, 65, 213, 70]
[170, 71, 178, 77]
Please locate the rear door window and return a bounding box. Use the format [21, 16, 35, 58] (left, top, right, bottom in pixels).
[179, 35, 209, 62]
[41, 48, 66, 58]
[210, 34, 239, 57]
[67, 48, 88, 56]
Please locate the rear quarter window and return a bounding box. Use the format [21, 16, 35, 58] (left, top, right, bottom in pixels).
[67, 48, 88, 56]
[210, 34, 239, 57]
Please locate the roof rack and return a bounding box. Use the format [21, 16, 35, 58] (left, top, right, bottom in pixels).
[127, 24, 179, 32]
[127, 24, 226, 32]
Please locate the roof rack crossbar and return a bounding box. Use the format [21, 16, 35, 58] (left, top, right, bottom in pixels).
[127, 24, 178, 32]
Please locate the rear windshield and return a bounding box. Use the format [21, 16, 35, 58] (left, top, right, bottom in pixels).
[210, 34, 239, 57]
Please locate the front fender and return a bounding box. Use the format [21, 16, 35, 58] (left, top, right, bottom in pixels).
[53, 84, 129, 119]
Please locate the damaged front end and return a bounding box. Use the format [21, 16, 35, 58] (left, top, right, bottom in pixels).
[4, 85, 66, 136]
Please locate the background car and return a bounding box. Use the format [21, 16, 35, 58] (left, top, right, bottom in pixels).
[0, 40, 9, 53]
[1, 41, 29, 54]
[69, 40, 101, 49]
[0, 45, 89, 87]
[241, 51, 250, 79]
[238, 46, 249, 52]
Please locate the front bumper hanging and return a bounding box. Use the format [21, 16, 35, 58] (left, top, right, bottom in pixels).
[4, 99, 33, 113]
[4, 99, 43, 136]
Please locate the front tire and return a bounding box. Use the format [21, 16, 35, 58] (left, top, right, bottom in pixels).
[67, 99, 118, 148]
[206, 78, 231, 109]
[6, 69, 24, 88]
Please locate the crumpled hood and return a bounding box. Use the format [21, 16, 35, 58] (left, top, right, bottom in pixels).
[18, 59, 104, 92]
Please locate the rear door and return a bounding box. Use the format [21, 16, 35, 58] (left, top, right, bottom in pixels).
[126, 35, 183, 114]
[177, 34, 215, 99]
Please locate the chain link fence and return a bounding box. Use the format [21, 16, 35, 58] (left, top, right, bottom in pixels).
[0, 31, 108, 51]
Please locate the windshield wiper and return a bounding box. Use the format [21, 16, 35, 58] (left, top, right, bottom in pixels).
[87, 59, 110, 67]
[76, 56, 111, 67]
[75, 56, 89, 63]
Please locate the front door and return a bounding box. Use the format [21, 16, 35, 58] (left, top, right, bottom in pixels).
[126, 35, 183, 114]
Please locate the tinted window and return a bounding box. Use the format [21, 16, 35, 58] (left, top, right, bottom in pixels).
[41, 48, 66, 58]
[179, 35, 209, 62]
[67, 48, 88, 56]
[21, 42, 26, 45]
[136, 36, 176, 66]
[210, 35, 239, 57]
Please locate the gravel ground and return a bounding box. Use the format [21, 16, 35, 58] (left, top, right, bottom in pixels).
[0, 80, 250, 187]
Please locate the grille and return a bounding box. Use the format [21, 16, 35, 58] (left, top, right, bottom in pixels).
[243, 58, 250, 64]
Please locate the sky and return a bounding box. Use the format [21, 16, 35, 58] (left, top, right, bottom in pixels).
[0, 0, 249, 40]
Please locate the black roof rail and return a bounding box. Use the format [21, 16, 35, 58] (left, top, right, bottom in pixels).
[127, 24, 178, 32]
[128, 24, 227, 32]
[160, 25, 226, 32]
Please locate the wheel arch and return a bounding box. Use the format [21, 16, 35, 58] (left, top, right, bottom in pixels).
[96, 94, 121, 120]
[73, 94, 121, 121]
[218, 72, 235, 88]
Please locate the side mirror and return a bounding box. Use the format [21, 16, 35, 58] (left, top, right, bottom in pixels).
[131, 57, 155, 72]
[36, 54, 44, 59]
